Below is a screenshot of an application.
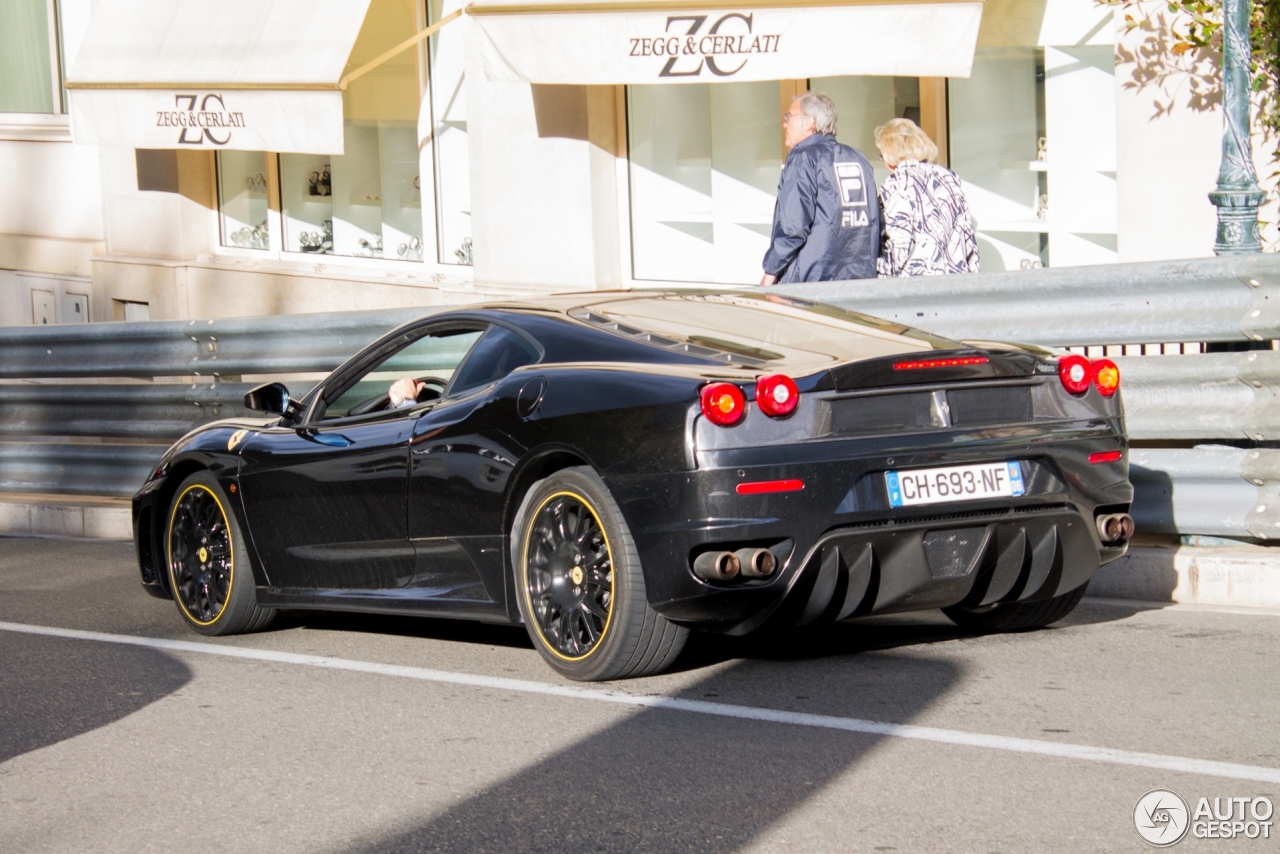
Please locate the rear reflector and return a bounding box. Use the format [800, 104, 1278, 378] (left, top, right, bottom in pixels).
[893, 356, 989, 371]
[1089, 450, 1123, 464]
[736, 479, 805, 495]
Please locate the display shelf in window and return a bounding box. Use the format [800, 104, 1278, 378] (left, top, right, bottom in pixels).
[282, 153, 335, 254]
[217, 151, 270, 251]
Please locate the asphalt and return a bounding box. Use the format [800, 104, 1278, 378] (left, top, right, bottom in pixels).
[0, 535, 1276, 853]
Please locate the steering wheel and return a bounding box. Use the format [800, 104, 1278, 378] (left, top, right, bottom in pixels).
[345, 376, 449, 418]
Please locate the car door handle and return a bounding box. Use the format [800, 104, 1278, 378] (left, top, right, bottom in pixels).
[310, 433, 354, 448]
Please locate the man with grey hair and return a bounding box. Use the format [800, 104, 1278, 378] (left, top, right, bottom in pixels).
[761, 92, 881, 284]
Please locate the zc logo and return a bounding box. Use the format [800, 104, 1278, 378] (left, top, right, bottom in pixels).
[155, 94, 246, 146]
[628, 13, 782, 78]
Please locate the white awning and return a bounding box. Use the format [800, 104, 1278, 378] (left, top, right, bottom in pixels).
[468, 0, 985, 84]
[66, 0, 374, 154]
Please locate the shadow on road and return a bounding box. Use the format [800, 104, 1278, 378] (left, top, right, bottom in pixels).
[279, 594, 1134, 667]
[335, 618, 964, 854]
[0, 632, 191, 764]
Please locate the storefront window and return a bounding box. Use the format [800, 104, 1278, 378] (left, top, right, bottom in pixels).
[949, 48, 1046, 270]
[627, 78, 928, 284]
[816, 76, 921, 185]
[278, 0, 425, 261]
[628, 81, 780, 284]
[216, 151, 270, 250]
[949, 11, 1118, 270]
[0, 0, 56, 113]
[428, 0, 471, 265]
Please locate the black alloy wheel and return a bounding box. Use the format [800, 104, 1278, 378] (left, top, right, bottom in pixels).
[168, 483, 232, 623]
[513, 466, 688, 681]
[165, 471, 274, 636]
[524, 492, 614, 659]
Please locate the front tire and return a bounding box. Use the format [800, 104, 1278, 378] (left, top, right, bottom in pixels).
[165, 471, 275, 636]
[512, 466, 687, 681]
[943, 581, 1089, 633]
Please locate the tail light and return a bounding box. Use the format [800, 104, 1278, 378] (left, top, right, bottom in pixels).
[700, 382, 746, 426]
[1093, 359, 1120, 397]
[755, 374, 799, 417]
[1058, 354, 1092, 394]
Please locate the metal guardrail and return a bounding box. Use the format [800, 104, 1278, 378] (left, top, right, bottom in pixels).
[0, 253, 1277, 382]
[0, 443, 166, 498]
[2, 253, 1280, 541]
[776, 253, 1280, 346]
[1117, 352, 1280, 442]
[0, 307, 424, 379]
[1131, 447, 1280, 539]
[0, 383, 259, 439]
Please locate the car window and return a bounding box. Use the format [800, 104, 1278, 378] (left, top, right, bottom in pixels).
[448, 325, 540, 396]
[318, 327, 485, 420]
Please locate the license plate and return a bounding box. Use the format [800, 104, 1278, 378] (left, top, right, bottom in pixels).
[885, 462, 1024, 508]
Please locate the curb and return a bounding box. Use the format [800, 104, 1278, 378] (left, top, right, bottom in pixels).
[1091, 543, 1280, 609]
[0, 494, 131, 540]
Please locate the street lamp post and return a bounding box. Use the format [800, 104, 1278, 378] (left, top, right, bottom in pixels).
[1210, 0, 1265, 254]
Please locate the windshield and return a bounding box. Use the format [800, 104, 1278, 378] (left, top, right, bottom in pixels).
[576, 292, 956, 370]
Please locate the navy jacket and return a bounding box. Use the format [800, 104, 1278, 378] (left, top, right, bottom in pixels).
[762, 134, 881, 283]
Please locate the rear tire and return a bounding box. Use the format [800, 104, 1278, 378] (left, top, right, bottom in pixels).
[165, 471, 275, 636]
[942, 581, 1089, 633]
[512, 466, 688, 681]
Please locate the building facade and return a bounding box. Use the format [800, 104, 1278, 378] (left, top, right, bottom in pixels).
[0, 0, 1271, 327]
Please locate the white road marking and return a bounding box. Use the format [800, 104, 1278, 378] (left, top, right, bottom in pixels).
[3, 619, 1277, 785]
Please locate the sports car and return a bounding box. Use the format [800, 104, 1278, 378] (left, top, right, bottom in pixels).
[133, 291, 1133, 680]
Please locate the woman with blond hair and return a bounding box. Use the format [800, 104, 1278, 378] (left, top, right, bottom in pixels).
[874, 118, 980, 277]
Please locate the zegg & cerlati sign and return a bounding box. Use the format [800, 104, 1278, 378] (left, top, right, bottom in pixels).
[628, 14, 781, 77]
[471, 2, 985, 84]
[154, 94, 246, 146]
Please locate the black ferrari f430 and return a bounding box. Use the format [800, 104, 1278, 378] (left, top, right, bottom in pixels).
[133, 292, 1133, 680]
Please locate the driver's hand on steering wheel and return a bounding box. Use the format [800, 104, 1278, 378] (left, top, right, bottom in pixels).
[388, 377, 425, 408]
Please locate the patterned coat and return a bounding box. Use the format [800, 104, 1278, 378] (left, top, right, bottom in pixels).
[876, 160, 980, 278]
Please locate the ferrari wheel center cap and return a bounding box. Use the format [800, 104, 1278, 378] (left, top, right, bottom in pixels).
[570, 566, 584, 586]
[198, 547, 208, 563]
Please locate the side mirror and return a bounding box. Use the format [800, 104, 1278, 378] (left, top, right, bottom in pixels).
[244, 382, 301, 420]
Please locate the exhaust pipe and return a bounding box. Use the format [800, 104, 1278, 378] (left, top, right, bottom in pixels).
[693, 550, 740, 581]
[735, 547, 777, 578]
[1096, 512, 1135, 543]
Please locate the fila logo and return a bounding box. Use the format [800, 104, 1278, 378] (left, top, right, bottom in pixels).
[835, 161, 867, 207]
[836, 161, 869, 227]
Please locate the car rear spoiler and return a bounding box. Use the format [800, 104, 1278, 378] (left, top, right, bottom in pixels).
[826, 349, 1045, 392]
